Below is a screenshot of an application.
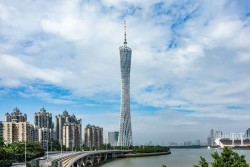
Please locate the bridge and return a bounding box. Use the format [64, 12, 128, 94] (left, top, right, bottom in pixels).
[32, 150, 132, 167]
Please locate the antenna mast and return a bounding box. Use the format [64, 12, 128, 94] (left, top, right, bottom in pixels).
[124, 21, 127, 46]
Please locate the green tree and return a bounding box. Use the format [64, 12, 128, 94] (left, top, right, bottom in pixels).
[0, 137, 5, 147]
[48, 139, 61, 151]
[0, 144, 17, 166]
[133, 145, 170, 154]
[194, 147, 249, 167]
[193, 156, 209, 167]
[0, 141, 44, 166]
[6, 141, 44, 162]
[101, 143, 111, 150]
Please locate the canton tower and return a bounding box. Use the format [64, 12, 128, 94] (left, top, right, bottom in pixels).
[118, 21, 133, 146]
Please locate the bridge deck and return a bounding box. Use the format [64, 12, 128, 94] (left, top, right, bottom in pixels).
[36, 150, 132, 167]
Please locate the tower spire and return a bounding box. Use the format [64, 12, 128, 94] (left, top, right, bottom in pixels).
[124, 21, 127, 46]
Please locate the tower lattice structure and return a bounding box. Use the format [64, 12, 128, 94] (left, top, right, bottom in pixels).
[118, 21, 133, 146]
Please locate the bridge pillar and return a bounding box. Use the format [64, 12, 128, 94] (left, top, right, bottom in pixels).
[77, 159, 83, 167]
[91, 155, 94, 164]
[86, 156, 94, 166]
[104, 153, 107, 161]
[58, 160, 62, 167]
[97, 154, 101, 163]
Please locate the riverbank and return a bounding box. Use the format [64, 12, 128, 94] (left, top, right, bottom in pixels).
[96, 150, 171, 167]
[115, 150, 171, 158]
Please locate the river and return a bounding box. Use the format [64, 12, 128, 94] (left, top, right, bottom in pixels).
[100, 149, 250, 167]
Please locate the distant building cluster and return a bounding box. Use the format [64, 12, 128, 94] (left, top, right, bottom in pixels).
[0, 107, 125, 150]
[1, 107, 57, 150]
[0, 107, 86, 150]
[168, 140, 201, 146]
[207, 129, 250, 148]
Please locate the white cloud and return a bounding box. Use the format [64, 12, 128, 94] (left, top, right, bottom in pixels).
[0, 54, 69, 86]
[237, 52, 250, 62]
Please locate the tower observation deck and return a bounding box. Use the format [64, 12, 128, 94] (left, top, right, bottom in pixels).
[118, 21, 133, 146]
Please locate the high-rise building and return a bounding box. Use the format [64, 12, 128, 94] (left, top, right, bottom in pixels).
[37, 127, 55, 150]
[246, 128, 250, 138]
[62, 122, 82, 149]
[5, 107, 27, 122]
[34, 107, 53, 129]
[207, 136, 211, 146]
[118, 21, 133, 146]
[55, 110, 82, 147]
[215, 131, 223, 139]
[108, 131, 119, 146]
[84, 124, 103, 149]
[3, 121, 34, 144]
[210, 129, 215, 146]
[33, 127, 39, 143]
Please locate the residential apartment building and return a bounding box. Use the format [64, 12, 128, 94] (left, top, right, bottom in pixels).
[34, 107, 53, 128]
[55, 110, 82, 148]
[5, 107, 27, 122]
[37, 127, 55, 150]
[62, 122, 82, 149]
[3, 121, 34, 144]
[84, 125, 103, 149]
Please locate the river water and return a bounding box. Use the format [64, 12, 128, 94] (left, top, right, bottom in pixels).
[100, 149, 250, 167]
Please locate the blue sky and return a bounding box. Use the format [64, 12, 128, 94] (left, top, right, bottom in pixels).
[1, 0, 250, 145]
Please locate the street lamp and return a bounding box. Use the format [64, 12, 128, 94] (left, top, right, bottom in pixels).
[89, 141, 92, 151]
[47, 140, 48, 162]
[51, 140, 53, 152]
[25, 135, 26, 167]
[42, 140, 49, 161]
[22, 132, 26, 167]
[60, 140, 62, 157]
[43, 140, 49, 162]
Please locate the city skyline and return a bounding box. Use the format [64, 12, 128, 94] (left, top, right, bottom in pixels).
[0, 0, 250, 145]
